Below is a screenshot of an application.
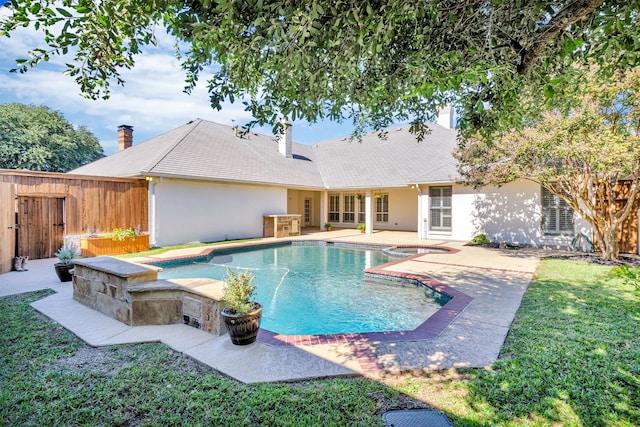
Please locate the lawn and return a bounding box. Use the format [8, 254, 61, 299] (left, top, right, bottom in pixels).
[1, 259, 638, 426]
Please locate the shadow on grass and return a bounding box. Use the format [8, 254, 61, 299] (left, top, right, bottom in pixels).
[2, 258, 638, 426]
[0, 290, 435, 426]
[458, 260, 639, 426]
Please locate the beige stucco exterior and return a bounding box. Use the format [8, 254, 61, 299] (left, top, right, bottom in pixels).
[149, 178, 287, 247]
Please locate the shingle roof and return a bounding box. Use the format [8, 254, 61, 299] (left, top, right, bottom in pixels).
[72, 119, 324, 188]
[313, 124, 460, 188]
[71, 119, 461, 188]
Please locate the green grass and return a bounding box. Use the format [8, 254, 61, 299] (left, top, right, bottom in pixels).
[115, 238, 260, 258]
[1, 259, 638, 426]
[384, 259, 640, 426]
[0, 292, 418, 426]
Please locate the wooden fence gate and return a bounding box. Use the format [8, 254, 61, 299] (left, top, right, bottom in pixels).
[0, 182, 16, 273]
[17, 196, 65, 260]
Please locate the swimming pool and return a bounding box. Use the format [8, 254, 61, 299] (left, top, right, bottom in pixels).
[157, 244, 450, 336]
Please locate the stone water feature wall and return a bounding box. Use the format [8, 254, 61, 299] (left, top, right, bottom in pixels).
[73, 257, 226, 335]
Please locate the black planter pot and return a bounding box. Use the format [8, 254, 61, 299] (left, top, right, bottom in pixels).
[221, 303, 263, 345]
[54, 263, 74, 282]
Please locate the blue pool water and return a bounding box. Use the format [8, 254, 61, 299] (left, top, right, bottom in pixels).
[158, 244, 449, 335]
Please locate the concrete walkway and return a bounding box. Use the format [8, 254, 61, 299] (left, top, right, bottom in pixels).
[0, 230, 541, 383]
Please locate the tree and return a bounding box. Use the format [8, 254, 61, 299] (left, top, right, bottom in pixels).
[0, 103, 104, 172]
[1, 1, 638, 138]
[455, 67, 640, 260]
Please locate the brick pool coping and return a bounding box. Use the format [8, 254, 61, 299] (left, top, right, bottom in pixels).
[141, 239, 473, 349]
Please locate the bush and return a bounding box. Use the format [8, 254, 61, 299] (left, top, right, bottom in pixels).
[105, 227, 137, 241]
[470, 234, 491, 245]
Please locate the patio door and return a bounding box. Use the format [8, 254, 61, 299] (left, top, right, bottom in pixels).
[304, 198, 312, 226]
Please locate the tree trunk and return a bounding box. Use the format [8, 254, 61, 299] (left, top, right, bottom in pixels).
[601, 225, 620, 260]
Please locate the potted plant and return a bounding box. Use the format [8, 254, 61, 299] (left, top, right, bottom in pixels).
[357, 223, 366, 233]
[220, 268, 262, 345]
[54, 242, 79, 282]
[324, 222, 333, 231]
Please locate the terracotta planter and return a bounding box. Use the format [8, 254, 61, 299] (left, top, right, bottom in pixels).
[54, 263, 74, 282]
[221, 303, 263, 345]
[80, 234, 149, 257]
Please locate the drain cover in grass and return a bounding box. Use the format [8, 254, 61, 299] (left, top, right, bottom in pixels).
[383, 409, 452, 427]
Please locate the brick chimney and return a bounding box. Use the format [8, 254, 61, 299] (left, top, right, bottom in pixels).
[278, 118, 292, 158]
[118, 125, 134, 150]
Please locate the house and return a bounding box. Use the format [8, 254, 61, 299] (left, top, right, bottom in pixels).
[71, 115, 592, 249]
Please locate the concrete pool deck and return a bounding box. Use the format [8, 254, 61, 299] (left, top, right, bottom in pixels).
[0, 230, 541, 383]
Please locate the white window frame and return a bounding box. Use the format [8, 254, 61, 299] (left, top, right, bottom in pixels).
[542, 187, 574, 235]
[375, 193, 389, 223]
[429, 186, 452, 232]
[328, 193, 340, 222]
[343, 194, 355, 223]
[357, 195, 366, 223]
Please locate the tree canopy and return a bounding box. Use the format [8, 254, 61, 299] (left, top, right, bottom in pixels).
[455, 67, 640, 259]
[2, 1, 639, 137]
[0, 103, 104, 172]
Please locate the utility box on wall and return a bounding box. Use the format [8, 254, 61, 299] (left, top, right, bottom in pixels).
[263, 215, 302, 238]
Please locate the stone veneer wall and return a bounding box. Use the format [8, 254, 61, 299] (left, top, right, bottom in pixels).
[73, 257, 226, 335]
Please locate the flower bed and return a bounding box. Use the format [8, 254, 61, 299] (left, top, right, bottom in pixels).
[80, 234, 149, 257]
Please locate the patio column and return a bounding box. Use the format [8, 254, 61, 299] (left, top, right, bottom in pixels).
[320, 190, 328, 230]
[415, 184, 424, 240]
[148, 179, 157, 247]
[365, 191, 373, 234]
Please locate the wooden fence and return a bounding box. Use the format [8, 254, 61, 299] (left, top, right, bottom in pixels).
[0, 169, 148, 262]
[0, 182, 16, 273]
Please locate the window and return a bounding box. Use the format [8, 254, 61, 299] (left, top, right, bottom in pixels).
[430, 186, 452, 231]
[343, 194, 355, 223]
[328, 194, 340, 222]
[542, 187, 573, 235]
[357, 195, 366, 223]
[375, 193, 389, 223]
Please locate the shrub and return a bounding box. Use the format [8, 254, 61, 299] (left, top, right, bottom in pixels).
[609, 265, 640, 290]
[105, 227, 136, 241]
[222, 268, 256, 316]
[54, 242, 79, 264]
[470, 234, 491, 245]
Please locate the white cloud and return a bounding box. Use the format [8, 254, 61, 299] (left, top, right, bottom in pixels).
[0, 14, 356, 154]
[0, 23, 262, 153]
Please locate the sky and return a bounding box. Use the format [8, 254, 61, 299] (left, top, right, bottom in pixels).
[0, 4, 359, 155]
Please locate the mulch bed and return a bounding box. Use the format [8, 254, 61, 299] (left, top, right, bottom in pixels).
[467, 242, 640, 267]
[543, 252, 640, 267]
